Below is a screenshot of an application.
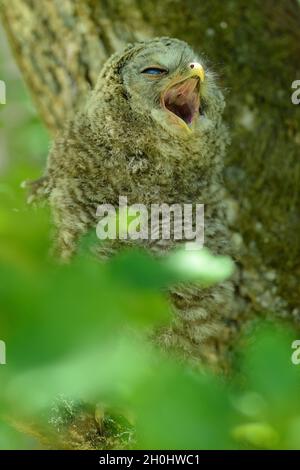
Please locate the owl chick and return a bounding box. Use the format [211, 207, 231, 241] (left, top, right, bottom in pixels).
[29, 37, 234, 365]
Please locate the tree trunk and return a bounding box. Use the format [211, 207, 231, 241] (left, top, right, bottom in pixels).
[0, 0, 154, 132]
[1, 0, 300, 326]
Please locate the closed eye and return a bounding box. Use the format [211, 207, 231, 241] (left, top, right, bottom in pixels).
[141, 67, 168, 76]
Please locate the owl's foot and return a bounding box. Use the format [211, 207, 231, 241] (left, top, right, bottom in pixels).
[95, 403, 105, 434]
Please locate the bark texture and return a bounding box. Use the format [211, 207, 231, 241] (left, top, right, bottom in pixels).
[0, 0, 153, 132]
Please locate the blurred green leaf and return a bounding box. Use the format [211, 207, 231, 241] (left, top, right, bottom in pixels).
[164, 247, 235, 285]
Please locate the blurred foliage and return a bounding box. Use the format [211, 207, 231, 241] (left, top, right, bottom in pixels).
[0, 183, 300, 450]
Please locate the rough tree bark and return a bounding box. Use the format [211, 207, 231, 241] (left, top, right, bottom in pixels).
[1, 0, 300, 326]
[0, 0, 154, 132]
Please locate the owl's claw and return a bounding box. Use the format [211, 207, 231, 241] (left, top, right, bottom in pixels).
[95, 403, 106, 435]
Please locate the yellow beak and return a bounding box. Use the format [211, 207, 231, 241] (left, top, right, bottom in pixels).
[189, 62, 205, 82]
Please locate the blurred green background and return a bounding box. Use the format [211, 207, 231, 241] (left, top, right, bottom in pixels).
[1, 23, 300, 451]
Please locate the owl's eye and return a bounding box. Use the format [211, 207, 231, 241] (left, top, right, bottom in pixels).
[141, 67, 168, 76]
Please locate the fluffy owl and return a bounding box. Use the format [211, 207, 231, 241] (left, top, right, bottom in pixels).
[29, 37, 234, 365]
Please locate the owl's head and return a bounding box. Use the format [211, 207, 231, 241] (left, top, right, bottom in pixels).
[92, 38, 225, 136]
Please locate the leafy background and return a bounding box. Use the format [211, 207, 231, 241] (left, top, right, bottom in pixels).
[1, 23, 300, 450]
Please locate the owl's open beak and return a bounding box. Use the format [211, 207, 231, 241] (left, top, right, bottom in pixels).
[161, 63, 205, 132]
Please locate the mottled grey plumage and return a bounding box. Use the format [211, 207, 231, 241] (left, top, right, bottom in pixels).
[29, 37, 234, 365]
